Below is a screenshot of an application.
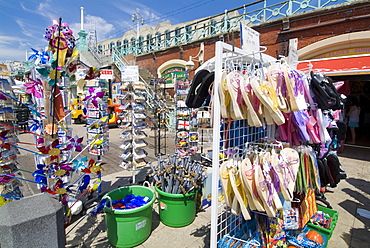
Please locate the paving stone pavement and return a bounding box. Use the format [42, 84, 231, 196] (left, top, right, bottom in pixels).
[16, 124, 370, 247]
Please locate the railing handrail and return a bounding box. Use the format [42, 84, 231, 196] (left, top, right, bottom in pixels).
[94, 0, 354, 58]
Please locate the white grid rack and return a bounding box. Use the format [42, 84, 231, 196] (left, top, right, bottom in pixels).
[210, 41, 276, 247]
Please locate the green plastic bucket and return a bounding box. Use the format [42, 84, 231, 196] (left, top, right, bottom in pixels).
[155, 186, 196, 227]
[103, 186, 156, 248]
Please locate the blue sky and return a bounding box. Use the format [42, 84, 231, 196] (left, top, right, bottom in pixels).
[0, 0, 266, 62]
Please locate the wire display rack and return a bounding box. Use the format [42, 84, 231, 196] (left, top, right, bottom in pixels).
[210, 41, 276, 247]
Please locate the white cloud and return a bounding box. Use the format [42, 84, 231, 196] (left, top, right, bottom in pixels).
[0, 44, 28, 61]
[20, 0, 62, 23]
[112, 1, 163, 26]
[0, 34, 45, 62]
[15, 19, 36, 38]
[69, 15, 115, 42]
[0, 35, 22, 45]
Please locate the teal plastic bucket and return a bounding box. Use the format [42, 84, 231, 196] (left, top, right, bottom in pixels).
[103, 186, 156, 248]
[155, 186, 196, 227]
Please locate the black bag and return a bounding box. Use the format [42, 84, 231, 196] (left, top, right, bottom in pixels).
[317, 157, 334, 187]
[326, 153, 347, 181]
[310, 71, 344, 110]
[186, 69, 214, 108]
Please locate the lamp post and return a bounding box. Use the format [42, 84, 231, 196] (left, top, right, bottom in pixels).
[132, 8, 145, 40]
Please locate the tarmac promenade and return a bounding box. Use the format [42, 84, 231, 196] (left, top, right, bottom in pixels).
[16, 124, 370, 248]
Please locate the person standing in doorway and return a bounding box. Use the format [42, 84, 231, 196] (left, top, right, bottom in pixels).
[347, 98, 361, 144]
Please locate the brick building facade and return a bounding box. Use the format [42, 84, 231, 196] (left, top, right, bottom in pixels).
[129, 0, 369, 80]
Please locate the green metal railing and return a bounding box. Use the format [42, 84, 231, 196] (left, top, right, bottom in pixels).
[101, 0, 354, 58]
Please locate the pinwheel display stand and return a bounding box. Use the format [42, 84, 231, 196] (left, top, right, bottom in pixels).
[118, 81, 148, 183]
[0, 77, 23, 205]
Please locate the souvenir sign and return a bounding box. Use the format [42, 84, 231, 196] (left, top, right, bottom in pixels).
[178, 120, 190, 130]
[189, 132, 199, 142]
[177, 131, 189, 138]
[177, 140, 189, 148]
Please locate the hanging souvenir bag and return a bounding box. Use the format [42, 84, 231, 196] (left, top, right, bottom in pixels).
[326, 153, 347, 182]
[317, 157, 335, 188]
[310, 71, 344, 110]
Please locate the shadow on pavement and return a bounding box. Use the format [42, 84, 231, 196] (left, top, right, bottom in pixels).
[190, 222, 211, 247]
[338, 177, 370, 246]
[338, 145, 370, 162]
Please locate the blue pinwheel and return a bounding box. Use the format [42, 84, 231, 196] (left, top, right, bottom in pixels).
[28, 118, 43, 132]
[72, 156, 89, 172]
[28, 48, 50, 65]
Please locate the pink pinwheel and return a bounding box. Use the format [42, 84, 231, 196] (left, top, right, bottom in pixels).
[24, 78, 44, 98]
[65, 136, 84, 152]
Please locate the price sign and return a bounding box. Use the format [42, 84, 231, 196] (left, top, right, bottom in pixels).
[288, 38, 299, 69]
[240, 22, 260, 52]
[120, 66, 139, 81]
[100, 69, 114, 80]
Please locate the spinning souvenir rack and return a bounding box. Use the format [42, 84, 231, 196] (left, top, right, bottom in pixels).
[210, 41, 342, 247]
[175, 77, 214, 158]
[118, 81, 148, 183]
[175, 78, 199, 155]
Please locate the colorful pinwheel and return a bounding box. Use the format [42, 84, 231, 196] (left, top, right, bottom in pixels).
[0, 174, 14, 183]
[72, 156, 89, 172]
[41, 179, 69, 197]
[44, 22, 75, 49]
[81, 159, 105, 174]
[32, 165, 47, 186]
[65, 136, 84, 152]
[83, 87, 105, 107]
[0, 130, 11, 150]
[78, 175, 90, 193]
[28, 118, 43, 132]
[84, 67, 100, 80]
[37, 139, 61, 161]
[24, 78, 44, 98]
[48, 161, 74, 177]
[28, 48, 51, 65]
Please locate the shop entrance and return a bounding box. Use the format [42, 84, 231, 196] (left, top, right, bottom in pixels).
[330, 75, 370, 147]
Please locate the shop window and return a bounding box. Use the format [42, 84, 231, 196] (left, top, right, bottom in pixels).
[109, 42, 115, 54]
[165, 30, 171, 47]
[123, 39, 129, 53]
[185, 26, 192, 42]
[174, 28, 181, 45]
[209, 19, 217, 35]
[138, 36, 144, 52]
[146, 34, 153, 51]
[155, 32, 161, 49]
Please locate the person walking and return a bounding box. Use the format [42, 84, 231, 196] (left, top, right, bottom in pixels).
[347, 98, 360, 144]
